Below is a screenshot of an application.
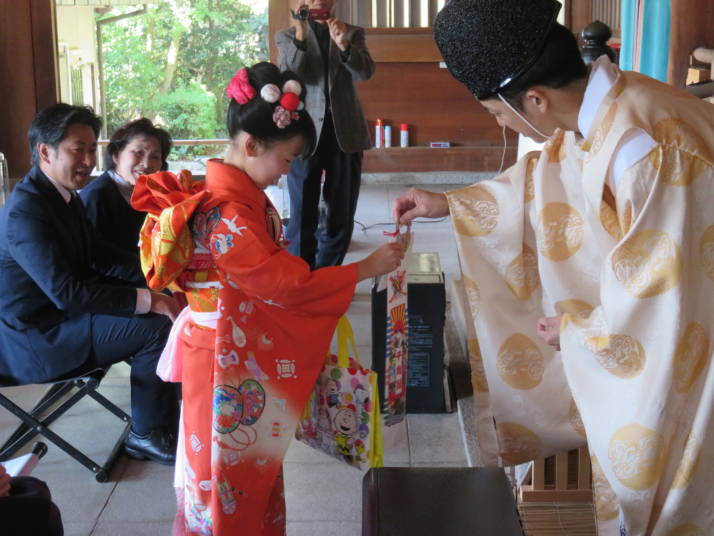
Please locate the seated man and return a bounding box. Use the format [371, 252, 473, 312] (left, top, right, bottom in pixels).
[0, 103, 179, 465]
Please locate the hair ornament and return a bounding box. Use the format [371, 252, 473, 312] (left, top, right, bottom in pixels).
[297, 101, 305, 111]
[282, 79, 301, 95]
[272, 106, 293, 129]
[226, 68, 257, 104]
[279, 92, 300, 112]
[260, 84, 281, 103]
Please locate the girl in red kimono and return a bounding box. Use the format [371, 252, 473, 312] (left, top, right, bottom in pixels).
[132, 62, 403, 536]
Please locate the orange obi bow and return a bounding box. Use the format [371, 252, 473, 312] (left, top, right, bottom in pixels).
[131, 170, 208, 292]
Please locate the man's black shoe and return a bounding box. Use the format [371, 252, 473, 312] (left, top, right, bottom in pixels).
[124, 427, 177, 465]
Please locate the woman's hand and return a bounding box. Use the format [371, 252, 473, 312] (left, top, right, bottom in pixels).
[392, 188, 449, 225]
[537, 315, 563, 350]
[356, 242, 405, 281]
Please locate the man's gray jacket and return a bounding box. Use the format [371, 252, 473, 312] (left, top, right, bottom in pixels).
[276, 22, 375, 155]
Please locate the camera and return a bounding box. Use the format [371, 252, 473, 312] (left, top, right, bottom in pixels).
[292, 5, 330, 21]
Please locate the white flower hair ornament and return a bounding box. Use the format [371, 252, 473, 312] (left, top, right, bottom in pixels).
[282, 79, 301, 95]
[260, 84, 281, 103]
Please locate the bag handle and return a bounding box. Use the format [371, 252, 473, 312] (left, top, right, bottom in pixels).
[336, 315, 360, 368]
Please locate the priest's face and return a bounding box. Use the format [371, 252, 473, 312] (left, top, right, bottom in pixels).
[480, 97, 550, 143]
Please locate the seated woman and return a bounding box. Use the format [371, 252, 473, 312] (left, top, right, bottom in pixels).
[80, 118, 172, 254]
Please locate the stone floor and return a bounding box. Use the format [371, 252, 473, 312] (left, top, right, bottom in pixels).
[0, 184, 470, 536]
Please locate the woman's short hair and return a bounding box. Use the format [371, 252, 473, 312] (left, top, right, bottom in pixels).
[105, 118, 173, 171]
[226, 62, 316, 159]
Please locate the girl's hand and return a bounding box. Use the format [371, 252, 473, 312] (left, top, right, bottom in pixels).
[356, 242, 405, 281]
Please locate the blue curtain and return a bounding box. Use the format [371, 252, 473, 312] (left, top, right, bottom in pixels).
[619, 0, 671, 81]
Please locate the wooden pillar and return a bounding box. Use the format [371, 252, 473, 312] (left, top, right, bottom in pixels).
[667, 0, 714, 87]
[568, 0, 593, 36]
[269, 0, 291, 64]
[0, 0, 58, 180]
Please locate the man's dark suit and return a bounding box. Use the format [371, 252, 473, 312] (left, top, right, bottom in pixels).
[0, 166, 175, 433]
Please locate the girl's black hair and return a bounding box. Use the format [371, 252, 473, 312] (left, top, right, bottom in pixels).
[226, 62, 316, 159]
[493, 23, 588, 109]
[106, 117, 173, 171]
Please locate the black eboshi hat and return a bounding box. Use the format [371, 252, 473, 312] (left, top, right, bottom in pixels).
[434, 0, 562, 100]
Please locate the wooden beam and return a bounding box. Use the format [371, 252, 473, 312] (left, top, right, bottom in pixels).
[364, 28, 441, 62]
[363, 146, 517, 173]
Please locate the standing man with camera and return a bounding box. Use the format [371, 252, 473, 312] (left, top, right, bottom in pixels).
[276, 0, 375, 269]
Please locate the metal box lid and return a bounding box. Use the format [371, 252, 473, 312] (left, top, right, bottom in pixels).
[407, 252, 444, 284]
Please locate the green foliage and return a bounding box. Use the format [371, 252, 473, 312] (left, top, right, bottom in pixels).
[99, 0, 268, 152]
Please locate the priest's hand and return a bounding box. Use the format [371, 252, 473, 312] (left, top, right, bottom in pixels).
[393, 188, 450, 224]
[356, 242, 405, 281]
[537, 315, 562, 351]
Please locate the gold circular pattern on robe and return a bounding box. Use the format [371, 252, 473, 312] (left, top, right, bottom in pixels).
[497, 422, 542, 465]
[468, 338, 489, 393]
[497, 334, 544, 390]
[648, 118, 713, 187]
[451, 185, 499, 236]
[524, 155, 538, 203]
[619, 201, 634, 237]
[537, 203, 585, 261]
[673, 323, 711, 393]
[590, 455, 620, 521]
[546, 130, 567, 163]
[699, 225, 714, 282]
[555, 299, 594, 327]
[667, 524, 706, 536]
[600, 200, 622, 242]
[588, 102, 618, 156]
[672, 433, 701, 489]
[585, 334, 646, 379]
[608, 424, 667, 490]
[568, 399, 586, 438]
[504, 244, 541, 300]
[611, 230, 682, 298]
[463, 275, 480, 319]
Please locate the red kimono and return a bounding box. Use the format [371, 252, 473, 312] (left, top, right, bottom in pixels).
[132, 160, 358, 535]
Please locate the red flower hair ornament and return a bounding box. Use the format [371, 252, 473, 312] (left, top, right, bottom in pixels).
[225, 68, 257, 104]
